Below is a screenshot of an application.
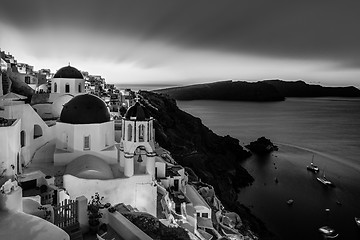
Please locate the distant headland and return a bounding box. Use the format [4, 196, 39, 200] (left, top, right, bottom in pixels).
[154, 80, 360, 101]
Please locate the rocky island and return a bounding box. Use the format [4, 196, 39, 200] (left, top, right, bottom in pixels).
[246, 137, 279, 155]
[154, 80, 360, 101]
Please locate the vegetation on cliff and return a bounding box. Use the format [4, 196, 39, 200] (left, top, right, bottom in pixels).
[123, 212, 191, 240]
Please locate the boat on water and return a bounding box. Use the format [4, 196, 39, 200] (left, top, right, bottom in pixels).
[286, 199, 294, 205]
[307, 155, 319, 173]
[355, 217, 360, 227]
[319, 226, 339, 239]
[317, 170, 334, 187]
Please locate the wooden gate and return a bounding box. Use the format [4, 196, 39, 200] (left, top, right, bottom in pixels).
[54, 199, 78, 228]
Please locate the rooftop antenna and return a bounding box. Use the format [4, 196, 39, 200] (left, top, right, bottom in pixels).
[68, 62, 71, 66]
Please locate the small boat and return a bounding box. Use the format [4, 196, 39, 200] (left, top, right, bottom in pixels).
[355, 217, 360, 227]
[307, 155, 319, 173]
[287, 199, 294, 205]
[319, 226, 339, 238]
[317, 170, 334, 187]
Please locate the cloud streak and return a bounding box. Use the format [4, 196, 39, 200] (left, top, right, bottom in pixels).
[1, 0, 359, 86]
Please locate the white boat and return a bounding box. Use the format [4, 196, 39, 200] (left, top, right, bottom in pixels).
[355, 217, 360, 227]
[317, 170, 334, 187]
[319, 226, 339, 238]
[286, 199, 294, 205]
[307, 155, 319, 172]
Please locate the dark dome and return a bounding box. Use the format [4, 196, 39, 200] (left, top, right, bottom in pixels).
[125, 102, 150, 121]
[54, 66, 83, 79]
[60, 94, 110, 124]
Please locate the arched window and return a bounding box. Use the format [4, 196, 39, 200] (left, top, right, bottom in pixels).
[78, 83, 81, 93]
[127, 124, 132, 141]
[33, 124, 43, 139]
[65, 83, 70, 93]
[54, 82, 57, 93]
[139, 124, 145, 142]
[20, 130, 26, 147]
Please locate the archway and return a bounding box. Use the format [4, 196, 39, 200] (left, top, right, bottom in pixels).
[134, 146, 147, 175]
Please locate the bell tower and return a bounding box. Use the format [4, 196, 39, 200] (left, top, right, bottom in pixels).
[119, 101, 156, 178]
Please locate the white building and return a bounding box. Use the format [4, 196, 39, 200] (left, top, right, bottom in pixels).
[32, 65, 86, 119]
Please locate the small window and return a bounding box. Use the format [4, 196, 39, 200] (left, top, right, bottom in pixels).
[197, 213, 200, 217]
[20, 131, 26, 147]
[54, 83, 57, 93]
[25, 76, 31, 84]
[139, 124, 145, 142]
[33, 124, 43, 139]
[84, 135, 90, 150]
[78, 83, 81, 93]
[202, 213, 208, 218]
[127, 124, 132, 141]
[65, 83, 70, 93]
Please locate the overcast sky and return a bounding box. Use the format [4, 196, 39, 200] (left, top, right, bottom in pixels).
[1, 0, 359, 87]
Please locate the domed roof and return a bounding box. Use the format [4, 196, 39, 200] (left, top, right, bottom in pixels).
[54, 65, 83, 79]
[65, 154, 114, 180]
[125, 102, 150, 121]
[60, 94, 110, 124]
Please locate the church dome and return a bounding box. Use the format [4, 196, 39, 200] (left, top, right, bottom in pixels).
[60, 94, 110, 124]
[65, 154, 114, 180]
[125, 102, 150, 121]
[54, 66, 83, 79]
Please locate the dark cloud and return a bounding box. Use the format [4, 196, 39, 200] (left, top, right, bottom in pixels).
[1, 0, 360, 71]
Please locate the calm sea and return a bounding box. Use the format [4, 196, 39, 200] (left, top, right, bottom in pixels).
[177, 98, 360, 240]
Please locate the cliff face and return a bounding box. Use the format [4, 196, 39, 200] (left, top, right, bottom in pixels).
[264, 80, 360, 97]
[139, 91, 253, 202]
[154, 80, 285, 101]
[140, 91, 275, 238]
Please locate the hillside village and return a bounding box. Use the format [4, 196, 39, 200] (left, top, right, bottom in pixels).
[0, 51, 257, 240]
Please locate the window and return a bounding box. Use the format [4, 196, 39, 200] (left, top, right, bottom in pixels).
[20, 131, 26, 147]
[202, 213, 208, 218]
[65, 83, 70, 93]
[197, 213, 200, 217]
[33, 124, 43, 139]
[139, 124, 145, 142]
[78, 83, 81, 93]
[127, 124, 132, 141]
[25, 76, 31, 84]
[54, 83, 57, 93]
[84, 135, 90, 150]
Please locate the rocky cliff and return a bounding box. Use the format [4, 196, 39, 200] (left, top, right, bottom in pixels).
[139, 91, 276, 239]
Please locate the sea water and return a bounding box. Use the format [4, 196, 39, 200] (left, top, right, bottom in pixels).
[177, 98, 360, 240]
